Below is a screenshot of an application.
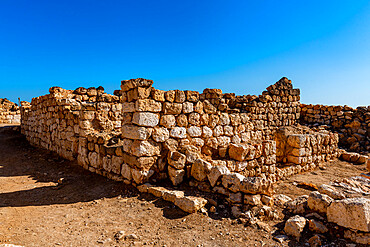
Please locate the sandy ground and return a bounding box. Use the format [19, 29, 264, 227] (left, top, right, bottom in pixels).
[0, 125, 367, 247]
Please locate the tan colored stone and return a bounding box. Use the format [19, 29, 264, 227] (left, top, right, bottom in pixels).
[207, 164, 230, 187]
[135, 99, 162, 112]
[121, 125, 152, 140]
[168, 166, 185, 186]
[307, 191, 333, 214]
[170, 127, 187, 139]
[191, 159, 212, 181]
[160, 115, 176, 128]
[130, 140, 160, 157]
[168, 151, 186, 169]
[132, 112, 159, 127]
[174, 196, 207, 213]
[284, 215, 307, 240]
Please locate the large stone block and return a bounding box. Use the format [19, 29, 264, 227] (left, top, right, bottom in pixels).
[130, 140, 160, 157]
[327, 198, 370, 232]
[121, 125, 152, 140]
[132, 112, 159, 127]
[191, 159, 212, 181]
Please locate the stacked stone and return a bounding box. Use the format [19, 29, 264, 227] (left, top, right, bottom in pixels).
[301, 104, 369, 152]
[274, 126, 339, 179]
[21, 77, 345, 212]
[0, 98, 20, 124]
[21, 86, 123, 162]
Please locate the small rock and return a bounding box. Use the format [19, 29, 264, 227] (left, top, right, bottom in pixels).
[273, 235, 289, 243]
[209, 206, 216, 213]
[318, 184, 345, 200]
[308, 235, 322, 247]
[308, 219, 328, 233]
[125, 234, 138, 240]
[274, 194, 292, 208]
[286, 195, 308, 214]
[284, 215, 307, 240]
[114, 231, 125, 241]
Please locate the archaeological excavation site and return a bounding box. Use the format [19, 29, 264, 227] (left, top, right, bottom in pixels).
[1, 77, 369, 246]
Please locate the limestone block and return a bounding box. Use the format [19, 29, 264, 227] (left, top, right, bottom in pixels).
[287, 134, 306, 148]
[185, 90, 199, 102]
[151, 88, 165, 102]
[122, 125, 152, 140]
[240, 177, 272, 194]
[202, 126, 213, 138]
[163, 102, 182, 114]
[219, 113, 230, 125]
[187, 126, 202, 137]
[174, 196, 207, 213]
[176, 114, 188, 127]
[160, 115, 176, 128]
[191, 158, 212, 181]
[132, 112, 159, 127]
[244, 194, 262, 206]
[213, 125, 223, 137]
[207, 164, 230, 187]
[122, 102, 135, 113]
[162, 190, 185, 203]
[327, 198, 370, 232]
[182, 102, 193, 113]
[111, 156, 124, 174]
[130, 140, 160, 157]
[188, 112, 200, 125]
[228, 143, 249, 162]
[131, 168, 154, 184]
[221, 173, 245, 192]
[168, 151, 186, 169]
[148, 186, 168, 197]
[121, 163, 132, 181]
[307, 191, 333, 214]
[135, 99, 162, 112]
[152, 127, 170, 142]
[284, 215, 307, 240]
[170, 127, 187, 139]
[168, 166, 185, 186]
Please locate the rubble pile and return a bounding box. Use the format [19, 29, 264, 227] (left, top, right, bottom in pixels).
[0, 98, 20, 124]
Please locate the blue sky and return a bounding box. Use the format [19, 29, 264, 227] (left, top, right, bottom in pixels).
[1, 0, 369, 107]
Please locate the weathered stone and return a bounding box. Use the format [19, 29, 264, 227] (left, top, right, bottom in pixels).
[121, 163, 132, 181]
[187, 126, 202, 137]
[162, 190, 185, 203]
[191, 159, 212, 181]
[170, 127, 187, 139]
[287, 134, 306, 148]
[168, 166, 185, 186]
[318, 184, 345, 200]
[308, 219, 328, 233]
[344, 229, 370, 245]
[284, 215, 307, 240]
[135, 99, 162, 112]
[132, 112, 159, 127]
[167, 151, 186, 169]
[241, 177, 272, 195]
[228, 143, 250, 162]
[131, 169, 154, 184]
[274, 194, 292, 208]
[148, 186, 168, 197]
[160, 115, 176, 128]
[244, 194, 262, 206]
[307, 191, 333, 214]
[308, 235, 322, 247]
[182, 102, 193, 113]
[152, 127, 170, 142]
[327, 197, 370, 232]
[163, 102, 182, 114]
[130, 140, 160, 157]
[221, 173, 245, 192]
[122, 102, 135, 112]
[122, 125, 151, 140]
[207, 165, 230, 187]
[174, 196, 208, 213]
[286, 195, 308, 214]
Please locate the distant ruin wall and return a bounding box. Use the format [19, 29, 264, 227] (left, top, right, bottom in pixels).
[20, 78, 339, 205]
[300, 104, 370, 153]
[0, 98, 21, 124]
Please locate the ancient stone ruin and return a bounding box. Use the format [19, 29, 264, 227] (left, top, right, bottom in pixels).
[18, 77, 370, 244]
[0, 98, 21, 124]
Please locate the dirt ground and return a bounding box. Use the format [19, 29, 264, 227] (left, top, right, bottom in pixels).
[0, 125, 367, 247]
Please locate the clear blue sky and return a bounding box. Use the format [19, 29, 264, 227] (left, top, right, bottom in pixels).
[1, 0, 369, 107]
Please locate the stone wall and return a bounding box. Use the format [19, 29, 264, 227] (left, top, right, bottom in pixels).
[0, 98, 21, 124]
[300, 104, 370, 153]
[20, 78, 340, 209]
[21, 86, 122, 161]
